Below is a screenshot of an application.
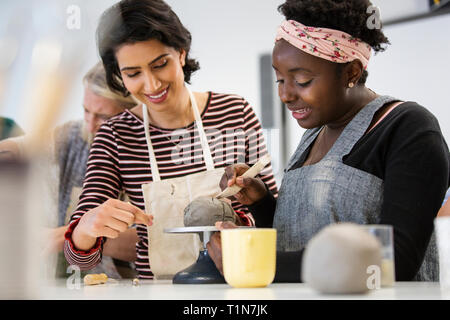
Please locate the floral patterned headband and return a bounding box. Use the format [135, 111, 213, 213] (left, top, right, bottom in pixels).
[275, 20, 372, 69]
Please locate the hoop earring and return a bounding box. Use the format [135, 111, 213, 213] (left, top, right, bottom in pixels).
[348, 82, 354, 88]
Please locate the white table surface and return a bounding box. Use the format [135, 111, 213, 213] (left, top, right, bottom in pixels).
[37, 279, 450, 300]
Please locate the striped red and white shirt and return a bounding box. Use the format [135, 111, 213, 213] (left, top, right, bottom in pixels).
[64, 92, 278, 279]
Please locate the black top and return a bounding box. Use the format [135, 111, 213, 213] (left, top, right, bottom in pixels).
[249, 102, 450, 282]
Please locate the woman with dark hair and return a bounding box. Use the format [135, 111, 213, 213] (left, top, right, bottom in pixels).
[208, 0, 449, 282]
[64, 0, 277, 280]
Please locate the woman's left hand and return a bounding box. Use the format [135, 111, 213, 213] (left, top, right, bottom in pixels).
[206, 221, 237, 275]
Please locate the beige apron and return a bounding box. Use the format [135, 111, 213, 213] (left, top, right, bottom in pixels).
[141, 87, 225, 279]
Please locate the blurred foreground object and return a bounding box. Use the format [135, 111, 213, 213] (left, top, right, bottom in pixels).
[302, 223, 382, 294]
[0, 0, 88, 297]
[361, 224, 396, 287]
[0, 160, 35, 298]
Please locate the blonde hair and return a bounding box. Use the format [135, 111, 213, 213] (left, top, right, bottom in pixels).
[81, 62, 138, 144]
[83, 61, 137, 109]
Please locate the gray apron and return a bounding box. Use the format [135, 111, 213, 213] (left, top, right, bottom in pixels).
[273, 95, 438, 281]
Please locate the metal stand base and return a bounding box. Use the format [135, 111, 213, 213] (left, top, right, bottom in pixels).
[173, 249, 225, 284]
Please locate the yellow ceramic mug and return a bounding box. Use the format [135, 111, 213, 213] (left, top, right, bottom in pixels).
[221, 228, 276, 288]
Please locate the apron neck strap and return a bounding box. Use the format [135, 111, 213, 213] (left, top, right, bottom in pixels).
[325, 95, 399, 160]
[142, 86, 215, 182]
[187, 88, 215, 171]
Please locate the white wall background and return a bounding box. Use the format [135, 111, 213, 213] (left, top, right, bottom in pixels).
[1, 0, 449, 177]
[366, 13, 450, 146]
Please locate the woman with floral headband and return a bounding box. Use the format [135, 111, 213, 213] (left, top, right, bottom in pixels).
[208, 0, 450, 282]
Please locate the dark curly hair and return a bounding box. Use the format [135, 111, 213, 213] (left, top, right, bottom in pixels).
[278, 0, 390, 84]
[96, 0, 200, 96]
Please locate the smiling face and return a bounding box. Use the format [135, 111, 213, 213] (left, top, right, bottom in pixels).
[272, 39, 355, 129]
[115, 39, 187, 112]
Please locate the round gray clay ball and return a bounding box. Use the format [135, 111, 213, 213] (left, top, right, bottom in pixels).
[301, 223, 382, 294]
[183, 196, 236, 227]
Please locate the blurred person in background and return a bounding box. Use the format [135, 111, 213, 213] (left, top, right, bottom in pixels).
[0, 62, 139, 278]
[0, 116, 23, 140]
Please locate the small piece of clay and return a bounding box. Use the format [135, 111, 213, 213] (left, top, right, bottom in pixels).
[83, 273, 108, 286]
